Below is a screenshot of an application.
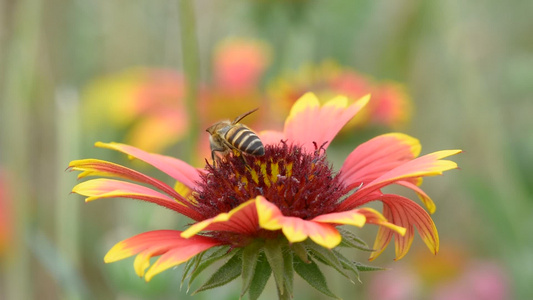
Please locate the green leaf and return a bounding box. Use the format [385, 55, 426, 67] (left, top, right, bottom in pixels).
[305, 241, 353, 283]
[354, 261, 387, 272]
[192, 250, 242, 294]
[241, 241, 263, 296]
[248, 253, 272, 300]
[338, 228, 373, 251]
[188, 246, 233, 289]
[293, 256, 339, 299]
[332, 249, 361, 282]
[282, 247, 294, 297]
[264, 240, 285, 296]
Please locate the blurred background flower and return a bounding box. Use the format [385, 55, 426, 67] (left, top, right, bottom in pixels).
[81, 38, 271, 161]
[268, 60, 412, 130]
[367, 244, 511, 300]
[82, 68, 188, 153]
[0, 169, 13, 258]
[1, 0, 531, 299]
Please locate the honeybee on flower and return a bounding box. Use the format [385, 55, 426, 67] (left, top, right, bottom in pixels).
[206, 108, 265, 167]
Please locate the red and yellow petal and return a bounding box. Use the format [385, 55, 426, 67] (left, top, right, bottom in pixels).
[340, 149, 461, 211]
[95, 142, 202, 190]
[396, 180, 436, 214]
[339, 133, 421, 189]
[181, 197, 260, 238]
[68, 159, 182, 200]
[104, 230, 221, 281]
[312, 207, 406, 236]
[369, 194, 439, 261]
[72, 178, 203, 220]
[283, 93, 369, 153]
[256, 197, 341, 248]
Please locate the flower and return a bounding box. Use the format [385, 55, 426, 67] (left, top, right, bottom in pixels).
[212, 37, 271, 95]
[81, 68, 188, 153]
[367, 245, 511, 300]
[69, 93, 460, 298]
[269, 60, 412, 129]
[81, 38, 271, 155]
[0, 169, 13, 257]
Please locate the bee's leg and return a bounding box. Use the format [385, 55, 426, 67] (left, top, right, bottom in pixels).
[211, 149, 225, 168]
[241, 154, 249, 167]
[211, 150, 217, 168]
[237, 152, 253, 171]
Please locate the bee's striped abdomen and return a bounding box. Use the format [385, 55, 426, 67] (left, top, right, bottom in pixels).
[225, 125, 265, 156]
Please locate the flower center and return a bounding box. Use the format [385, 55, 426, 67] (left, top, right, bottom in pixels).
[193, 142, 346, 220]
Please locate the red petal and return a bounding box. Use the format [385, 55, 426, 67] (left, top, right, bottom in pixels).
[369, 194, 439, 261]
[68, 159, 183, 201]
[340, 149, 460, 210]
[104, 230, 221, 281]
[257, 197, 341, 248]
[72, 179, 203, 220]
[339, 133, 420, 189]
[181, 197, 260, 238]
[95, 142, 202, 190]
[283, 93, 369, 153]
[258, 130, 285, 146]
[396, 180, 436, 214]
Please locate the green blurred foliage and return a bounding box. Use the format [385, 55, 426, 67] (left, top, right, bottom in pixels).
[1, 0, 532, 299]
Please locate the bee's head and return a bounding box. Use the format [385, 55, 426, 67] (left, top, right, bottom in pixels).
[205, 121, 230, 135]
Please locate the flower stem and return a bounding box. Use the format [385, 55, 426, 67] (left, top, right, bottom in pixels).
[179, 0, 200, 163]
[0, 0, 43, 298]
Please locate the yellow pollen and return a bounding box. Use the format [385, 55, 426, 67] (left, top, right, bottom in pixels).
[270, 162, 280, 185]
[239, 174, 249, 185]
[286, 162, 293, 177]
[250, 169, 259, 184]
[259, 163, 271, 187]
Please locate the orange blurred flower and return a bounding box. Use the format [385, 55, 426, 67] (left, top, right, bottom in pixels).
[212, 37, 271, 95]
[82, 68, 188, 153]
[367, 245, 511, 300]
[82, 38, 272, 156]
[269, 60, 412, 130]
[195, 38, 272, 160]
[0, 169, 13, 257]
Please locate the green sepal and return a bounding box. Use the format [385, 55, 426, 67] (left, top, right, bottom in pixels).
[192, 249, 242, 294]
[282, 247, 294, 298]
[293, 256, 339, 299]
[264, 239, 285, 296]
[181, 251, 203, 288]
[188, 246, 233, 289]
[305, 241, 353, 283]
[338, 228, 373, 251]
[241, 240, 264, 296]
[248, 252, 272, 300]
[290, 242, 309, 263]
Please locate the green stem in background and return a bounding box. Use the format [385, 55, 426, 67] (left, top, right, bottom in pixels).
[55, 87, 85, 300]
[0, 0, 43, 299]
[179, 0, 200, 163]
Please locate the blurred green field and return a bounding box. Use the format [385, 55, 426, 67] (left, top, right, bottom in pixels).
[1, 0, 532, 299]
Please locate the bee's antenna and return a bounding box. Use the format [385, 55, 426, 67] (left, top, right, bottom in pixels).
[232, 108, 259, 124]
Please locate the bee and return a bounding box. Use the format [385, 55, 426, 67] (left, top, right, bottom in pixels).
[206, 108, 265, 166]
